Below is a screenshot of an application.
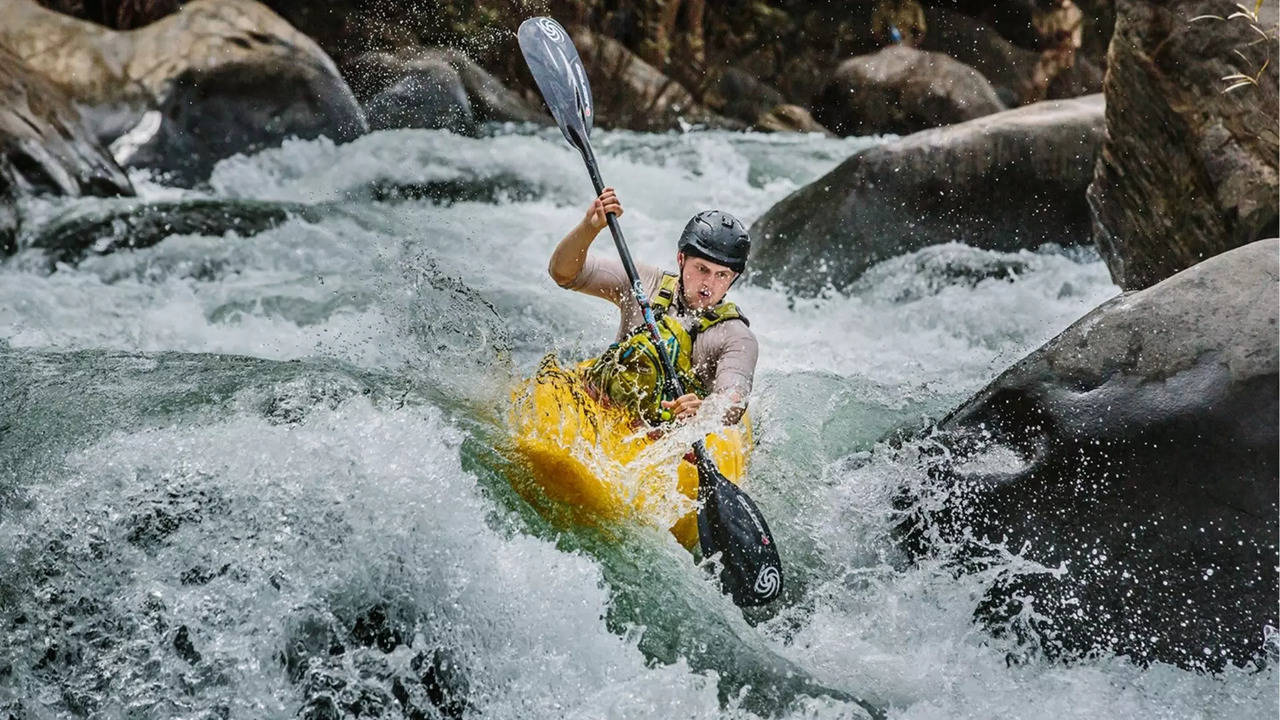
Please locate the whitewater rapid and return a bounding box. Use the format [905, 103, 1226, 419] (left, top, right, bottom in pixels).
[1, 126, 1274, 719]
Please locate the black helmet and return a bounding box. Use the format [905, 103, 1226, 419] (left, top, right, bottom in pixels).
[677, 210, 750, 273]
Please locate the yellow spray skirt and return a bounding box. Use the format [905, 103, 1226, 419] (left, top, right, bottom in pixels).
[508, 355, 750, 549]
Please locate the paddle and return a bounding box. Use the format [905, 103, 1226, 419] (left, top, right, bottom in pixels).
[518, 17, 783, 607]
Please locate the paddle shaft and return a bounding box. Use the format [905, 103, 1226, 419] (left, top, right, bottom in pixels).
[576, 137, 713, 463]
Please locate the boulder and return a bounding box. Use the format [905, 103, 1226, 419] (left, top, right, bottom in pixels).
[753, 104, 832, 135]
[1087, 0, 1279, 290]
[710, 67, 785, 125]
[748, 94, 1104, 294]
[0, 43, 133, 254]
[348, 50, 476, 134]
[345, 48, 547, 134]
[702, 66, 832, 134]
[571, 28, 724, 131]
[903, 238, 1279, 670]
[811, 45, 1006, 136]
[29, 197, 319, 266]
[0, 0, 367, 185]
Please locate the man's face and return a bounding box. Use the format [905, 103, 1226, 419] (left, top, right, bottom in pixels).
[678, 252, 738, 310]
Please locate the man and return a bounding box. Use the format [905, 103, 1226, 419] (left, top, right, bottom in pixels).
[548, 187, 757, 427]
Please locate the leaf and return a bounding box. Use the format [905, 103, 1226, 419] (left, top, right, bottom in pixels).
[1233, 3, 1258, 19]
[1255, 0, 1264, 14]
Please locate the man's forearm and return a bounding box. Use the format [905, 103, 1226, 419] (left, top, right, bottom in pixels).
[548, 221, 600, 287]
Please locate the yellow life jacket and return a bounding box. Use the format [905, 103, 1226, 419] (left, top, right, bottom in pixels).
[582, 272, 747, 426]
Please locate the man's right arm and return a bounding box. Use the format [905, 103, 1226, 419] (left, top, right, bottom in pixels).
[549, 187, 622, 287]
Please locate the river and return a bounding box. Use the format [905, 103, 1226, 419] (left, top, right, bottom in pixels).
[1, 126, 1273, 719]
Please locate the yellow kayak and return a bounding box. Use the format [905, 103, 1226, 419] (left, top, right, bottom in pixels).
[507, 354, 751, 548]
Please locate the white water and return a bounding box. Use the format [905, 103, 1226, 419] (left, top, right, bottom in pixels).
[1, 126, 1274, 719]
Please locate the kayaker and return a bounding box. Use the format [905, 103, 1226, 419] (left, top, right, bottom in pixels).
[549, 188, 757, 427]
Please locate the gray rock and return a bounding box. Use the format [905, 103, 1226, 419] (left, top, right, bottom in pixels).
[571, 28, 725, 131]
[921, 6, 1103, 106]
[749, 94, 1104, 294]
[905, 238, 1279, 669]
[351, 51, 476, 134]
[347, 48, 547, 134]
[811, 45, 1006, 136]
[712, 67, 785, 125]
[0, 43, 133, 253]
[1087, 0, 1279, 290]
[29, 197, 319, 266]
[753, 104, 833, 135]
[0, 0, 368, 186]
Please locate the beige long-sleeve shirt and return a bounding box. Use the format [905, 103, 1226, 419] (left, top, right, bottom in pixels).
[565, 255, 758, 399]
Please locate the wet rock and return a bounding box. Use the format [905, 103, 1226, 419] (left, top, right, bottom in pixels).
[905, 238, 1279, 670]
[0, 43, 133, 254]
[749, 94, 1104, 294]
[753, 104, 833, 135]
[364, 173, 541, 206]
[572, 28, 725, 131]
[921, 6, 1103, 105]
[1087, 0, 1279, 290]
[1, 199, 16, 256]
[0, 44, 132, 200]
[29, 197, 320, 265]
[349, 51, 473, 134]
[345, 48, 546, 134]
[811, 45, 1006, 136]
[710, 67, 784, 125]
[850, 243, 1033, 303]
[1046, 55, 1105, 101]
[0, 0, 367, 185]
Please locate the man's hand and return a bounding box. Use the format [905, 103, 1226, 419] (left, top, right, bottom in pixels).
[584, 188, 623, 231]
[661, 393, 702, 421]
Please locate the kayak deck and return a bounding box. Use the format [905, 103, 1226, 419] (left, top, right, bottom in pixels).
[507, 355, 749, 548]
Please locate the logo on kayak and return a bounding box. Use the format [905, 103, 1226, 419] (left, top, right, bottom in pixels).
[753, 565, 780, 599]
[537, 17, 564, 42]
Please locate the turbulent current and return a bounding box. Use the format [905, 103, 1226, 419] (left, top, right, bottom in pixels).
[1, 127, 1275, 719]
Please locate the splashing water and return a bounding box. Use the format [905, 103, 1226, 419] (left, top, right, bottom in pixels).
[1, 126, 1274, 719]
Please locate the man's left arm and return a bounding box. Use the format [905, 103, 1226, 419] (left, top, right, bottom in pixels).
[707, 331, 758, 425]
[662, 330, 758, 425]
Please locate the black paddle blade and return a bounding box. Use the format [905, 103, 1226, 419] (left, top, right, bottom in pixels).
[518, 17, 594, 148]
[697, 461, 783, 607]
